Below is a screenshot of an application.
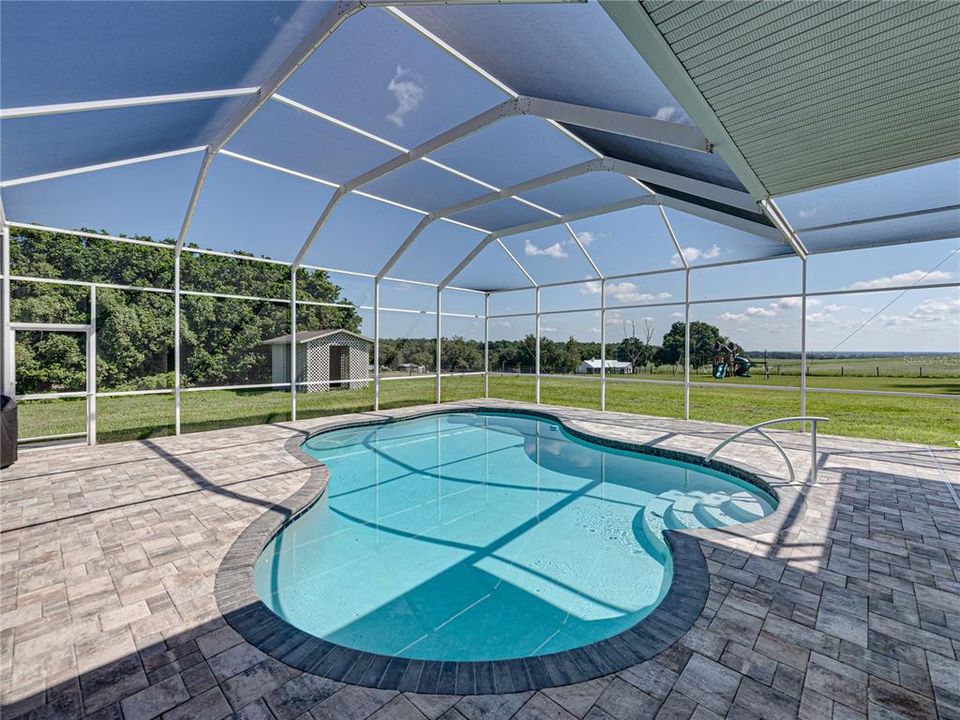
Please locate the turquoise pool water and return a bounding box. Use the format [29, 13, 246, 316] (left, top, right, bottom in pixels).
[254, 412, 775, 661]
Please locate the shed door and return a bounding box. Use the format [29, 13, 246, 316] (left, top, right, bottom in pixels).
[329, 345, 349, 388]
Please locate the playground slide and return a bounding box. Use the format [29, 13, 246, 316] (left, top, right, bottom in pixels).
[713, 362, 727, 379]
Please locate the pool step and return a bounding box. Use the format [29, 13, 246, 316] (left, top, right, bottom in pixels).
[694, 497, 741, 528]
[640, 491, 682, 559]
[641, 490, 768, 560]
[723, 492, 769, 523]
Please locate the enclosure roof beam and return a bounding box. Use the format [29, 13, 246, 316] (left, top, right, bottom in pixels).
[606, 159, 758, 215]
[760, 198, 808, 259]
[658, 205, 688, 270]
[439, 195, 659, 290]
[496, 238, 537, 287]
[658, 195, 784, 243]
[375, 152, 769, 282]
[375, 159, 604, 281]
[291, 96, 524, 269]
[0, 88, 259, 120]
[0, 146, 207, 188]
[293, 92, 715, 269]
[173, 0, 364, 253]
[563, 222, 603, 279]
[524, 97, 711, 153]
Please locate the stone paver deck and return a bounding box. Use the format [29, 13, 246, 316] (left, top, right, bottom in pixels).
[2, 401, 958, 720]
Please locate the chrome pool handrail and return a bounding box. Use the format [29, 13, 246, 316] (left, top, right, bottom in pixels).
[705, 416, 828, 484]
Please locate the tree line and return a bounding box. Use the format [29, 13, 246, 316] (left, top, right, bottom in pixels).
[10, 227, 361, 393]
[10, 227, 737, 393]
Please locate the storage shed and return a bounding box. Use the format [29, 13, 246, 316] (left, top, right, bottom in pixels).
[264, 329, 372, 392]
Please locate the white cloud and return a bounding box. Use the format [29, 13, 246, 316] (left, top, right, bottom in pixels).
[576, 231, 598, 246]
[604, 309, 623, 325]
[823, 303, 847, 313]
[654, 106, 678, 122]
[524, 239, 568, 258]
[746, 306, 777, 317]
[670, 312, 684, 318]
[771, 296, 816, 310]
[849, 270, 952, 291]
[580, 280, 602, 295]
[806, 312, 858, 329]
[386, 65, 424, 128]
[882, 297, 960, 327]
[719, 312, 745, 321]
[672, 244, 721, 266]
[540, 326, 558, 333]
[605, 281, 672, 304]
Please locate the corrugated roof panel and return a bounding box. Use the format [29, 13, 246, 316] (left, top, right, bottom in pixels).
[709, 18, 958, 114]
[722, 47, 959, 134]
[637, 0, 960, 195]
[670, 2, 816, 57]
[656, 1, 754, 35]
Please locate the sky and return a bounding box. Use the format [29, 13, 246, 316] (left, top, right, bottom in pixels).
[2, 3, 958, 354]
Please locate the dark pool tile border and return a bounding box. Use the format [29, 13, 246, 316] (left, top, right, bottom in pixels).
[215, 404, 803, 694]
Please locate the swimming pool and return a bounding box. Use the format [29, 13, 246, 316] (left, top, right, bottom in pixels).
[254, 411, 775, 662]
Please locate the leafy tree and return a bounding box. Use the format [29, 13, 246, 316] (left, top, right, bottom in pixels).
[442, 336, 483, 371]
[563, 337, 582, 373]
[660, 321, 727, 369]
[10, 228, 361, 392]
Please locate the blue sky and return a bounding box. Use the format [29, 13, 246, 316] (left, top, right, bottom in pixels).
[2, 4, 958, 354]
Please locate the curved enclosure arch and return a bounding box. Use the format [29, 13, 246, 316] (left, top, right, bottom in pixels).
[254, 411, 775, 662]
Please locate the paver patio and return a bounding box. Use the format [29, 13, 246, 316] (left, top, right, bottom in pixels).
[1, 401, 958, 720]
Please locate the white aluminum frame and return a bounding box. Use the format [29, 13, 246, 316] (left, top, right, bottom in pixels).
[10, 321, 95, 445]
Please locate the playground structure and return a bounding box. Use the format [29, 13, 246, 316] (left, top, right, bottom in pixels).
[712, 341, 752, 379]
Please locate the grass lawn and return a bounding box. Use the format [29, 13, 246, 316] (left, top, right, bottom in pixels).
[17, 373, 958, 448]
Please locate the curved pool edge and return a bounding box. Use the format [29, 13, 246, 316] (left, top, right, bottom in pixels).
[214, 405, 803, 694]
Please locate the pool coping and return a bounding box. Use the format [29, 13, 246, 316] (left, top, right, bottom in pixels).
[214, 405, 803, 694]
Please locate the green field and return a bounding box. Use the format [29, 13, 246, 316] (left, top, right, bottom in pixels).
[17, 372, 958, 448]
